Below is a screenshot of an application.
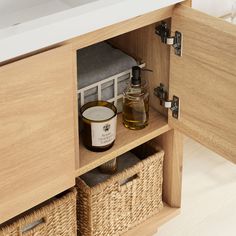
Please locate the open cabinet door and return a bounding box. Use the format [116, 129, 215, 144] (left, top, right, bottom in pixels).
[169, 5, 236, 163]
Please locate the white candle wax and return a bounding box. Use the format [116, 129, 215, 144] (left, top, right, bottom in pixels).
[82, 106, 115, 121]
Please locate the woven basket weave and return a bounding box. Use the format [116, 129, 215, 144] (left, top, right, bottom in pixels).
[76, 142, 164, 236]
[0, 188, 77, 236]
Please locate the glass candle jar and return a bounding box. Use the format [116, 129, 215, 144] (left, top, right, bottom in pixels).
[99, 158, 117, 174]
[80, 101, 117, 152]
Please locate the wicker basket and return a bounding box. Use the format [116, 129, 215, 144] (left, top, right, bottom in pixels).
[0, 188, 77, 236]
[76, 142, 164, 236]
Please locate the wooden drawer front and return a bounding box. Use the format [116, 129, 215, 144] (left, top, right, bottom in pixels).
[0, 46, 75, 223]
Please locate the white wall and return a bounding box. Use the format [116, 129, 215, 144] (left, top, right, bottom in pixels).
[192, 0, 233, 17]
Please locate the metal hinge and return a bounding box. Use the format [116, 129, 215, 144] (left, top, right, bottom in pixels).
[154, 83, 180, 119]
[155, 21, 183, 57]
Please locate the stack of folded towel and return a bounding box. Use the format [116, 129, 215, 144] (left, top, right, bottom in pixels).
[77, 42, 137, 109]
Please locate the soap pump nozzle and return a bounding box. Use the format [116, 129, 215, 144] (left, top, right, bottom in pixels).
[131, 66, 141, 86]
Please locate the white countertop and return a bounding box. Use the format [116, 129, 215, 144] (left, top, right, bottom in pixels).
[0, 0, 184, 62]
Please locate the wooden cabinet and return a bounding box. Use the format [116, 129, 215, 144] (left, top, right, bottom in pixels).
[73, 3, 236, 235]
[0, 45, 76, 223]
[0, 1, 235, 235]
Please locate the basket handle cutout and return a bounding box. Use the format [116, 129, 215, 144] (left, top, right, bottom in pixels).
[118, 173, 140, 187]
[20, 217, 47, 235]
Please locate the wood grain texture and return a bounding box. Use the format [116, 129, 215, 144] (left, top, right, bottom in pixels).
[69, 6, 174, 51]
[122, 204, 180, 236]
[156, 129, 183, 208]
[72, 50, 79, 169]
[76, 109, 170, 176]
[182, 0, 192, 7]
[0, 46, 75, 224]
[169, 5, 236, 163]
[109, 21, 170, 116]
[0, 44, 64, 67]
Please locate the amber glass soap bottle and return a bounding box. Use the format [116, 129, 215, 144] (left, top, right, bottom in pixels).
[123, 66, 149, 130]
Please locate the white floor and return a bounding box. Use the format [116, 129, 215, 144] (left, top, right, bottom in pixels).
[156, 138, 236, 236]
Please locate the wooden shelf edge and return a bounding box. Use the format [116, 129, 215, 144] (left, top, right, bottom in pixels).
[122, 203, 180, 236]
[75, 109, 171, 177]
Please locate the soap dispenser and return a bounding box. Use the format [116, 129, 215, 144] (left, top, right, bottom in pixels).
[122, 66, 149, 130]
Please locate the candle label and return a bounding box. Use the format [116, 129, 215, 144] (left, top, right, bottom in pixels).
[91, 116, 117, 147]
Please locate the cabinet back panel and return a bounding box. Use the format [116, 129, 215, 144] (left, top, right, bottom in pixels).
[109, 22, 171, 116]
[0, 45, 75, 223]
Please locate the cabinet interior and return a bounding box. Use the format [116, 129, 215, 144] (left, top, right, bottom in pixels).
[74, 18, 182, 230]
[75, 19, 172, 174]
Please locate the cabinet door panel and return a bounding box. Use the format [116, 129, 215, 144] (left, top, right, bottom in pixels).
[0, 46, 75, 223]
[169, 5, 236, 163]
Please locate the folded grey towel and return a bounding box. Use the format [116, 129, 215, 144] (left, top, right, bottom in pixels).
[80, 152, 140, 187]
[77, 42, 137, 90]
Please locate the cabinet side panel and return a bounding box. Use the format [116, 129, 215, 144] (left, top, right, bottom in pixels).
[109, 22, 171, 116]
[0, 46, 75, 223]
[156, 130, 183, 208]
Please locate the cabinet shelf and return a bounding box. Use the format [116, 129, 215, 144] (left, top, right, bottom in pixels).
[122, 203, 180, 236]
[75, 108, 170, 176]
